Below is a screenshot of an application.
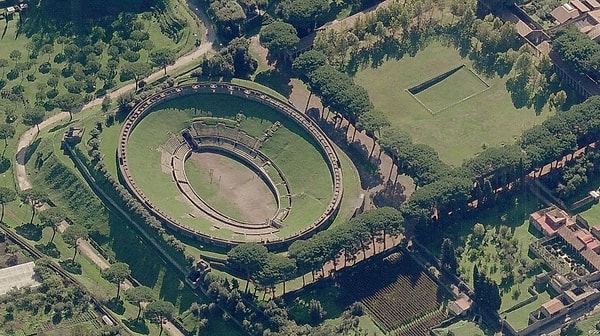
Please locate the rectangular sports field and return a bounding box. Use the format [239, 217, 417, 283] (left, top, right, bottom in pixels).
[353, 41, 554, 166]
[412, 66, 489, 113]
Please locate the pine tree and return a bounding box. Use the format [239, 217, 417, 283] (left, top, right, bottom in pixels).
[441, 238, 459, 274]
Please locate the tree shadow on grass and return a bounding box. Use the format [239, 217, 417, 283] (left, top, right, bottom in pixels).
[59, 259, 82, 274]
[106, 298, 125, 315]
[372, 182, 407, 209]
[48, 120, 75, 133]
[0, 158, 10, 173]
[123, 318, 150, 334]
[254, 69, 292, 98]
[308, 112, 383, 189]
[35, 242, 60, 258]
[15, 223, 42, 241]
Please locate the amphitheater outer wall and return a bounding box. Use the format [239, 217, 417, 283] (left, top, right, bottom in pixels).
[116, 82, 344, 249]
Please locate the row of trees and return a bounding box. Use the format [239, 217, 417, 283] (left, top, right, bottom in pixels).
[226, 207, 404, 298]
[199, 273, 367, 335]
[206, 0, 373, 42]
[288, 2, 592, 238]
[292, 49, 372, 136]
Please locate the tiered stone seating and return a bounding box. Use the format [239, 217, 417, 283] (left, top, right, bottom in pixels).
[162, 134, 185, 155]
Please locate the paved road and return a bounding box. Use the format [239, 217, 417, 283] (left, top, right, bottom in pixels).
[13, 3, 216, 335]
[16, 2, 217, 192]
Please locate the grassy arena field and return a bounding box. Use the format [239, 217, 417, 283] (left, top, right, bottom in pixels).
[353, 41, 554, 166]
[126, 94, 339, 240]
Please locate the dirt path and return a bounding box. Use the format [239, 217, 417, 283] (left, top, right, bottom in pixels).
[287, 80, 414, 209]
[16, 3, 217, 193]
[56, 223, 185, 336]
[82, 1, 216, 111]
[15, 112, 70, 191]
[13, 5, 214, 335]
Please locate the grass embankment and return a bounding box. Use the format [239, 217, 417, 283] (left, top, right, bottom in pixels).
[17, 129, 241, 335]
[126, 93, 334, 239]
[353, 40, 554, 165]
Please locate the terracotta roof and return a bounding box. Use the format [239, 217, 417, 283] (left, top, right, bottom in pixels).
[585, 0, 600, 9]
[542, 298, 565, 315]
[448, 297, 472, 315]
[558, 226, 586, 250]
[592, 225, 600, 239]
[516, 20, 533, 37]
[558, 227, 600, 271]
[531, 208, 573, 236]
[551, 5, 581, 24]
[588, 9, 600, 23]
[572, 0, 592, 13]
[455, 297, 471, 310]
[580, 248, 600, 271]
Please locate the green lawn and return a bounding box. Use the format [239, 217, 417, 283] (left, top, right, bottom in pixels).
[576, 307, 600, 333]
[504, 290, 551, 331]
[0, 0, 199, 123]
[575, 201, 600, 226]
[14, 128, 217, 335]
[126, 94, 335, 239]
[353, 40, 554, 165]
[424, 195, 548, 312]
[413, 66, 489, 113]
[432, 320, 493, 336]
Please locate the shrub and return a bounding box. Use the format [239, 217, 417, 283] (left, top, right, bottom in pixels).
[38, 62, 52, 74]
[7, 69, 19, 80]
[54, 53, 66, 63]
[309, 299, 326, 322]
[11, 85, 24, 94]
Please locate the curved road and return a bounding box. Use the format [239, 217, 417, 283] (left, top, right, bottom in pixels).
[16, 1, 217, 192]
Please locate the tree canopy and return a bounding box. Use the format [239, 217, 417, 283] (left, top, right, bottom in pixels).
[553, 28, 600, 80]
[473, 265, 502, 311]
[276, 0, 330, 34]
[150, 48, 176, 75]
[101, 262, 131, 300]
[259, 21, 299, 61]
[38, 207, 67, 244]
[292, 50, 327, 80]
[227, 243, 269, 293]
[22, 107, 46, 133]
[145, 300, 176, 336]
[126, 285, 157, 319]
[0, 186, 16, 223]
[0, 124, 15, 148]
[62, 224, 88, 260]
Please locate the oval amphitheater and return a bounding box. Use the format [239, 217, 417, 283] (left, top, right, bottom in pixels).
[117, 82, 344, 248]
